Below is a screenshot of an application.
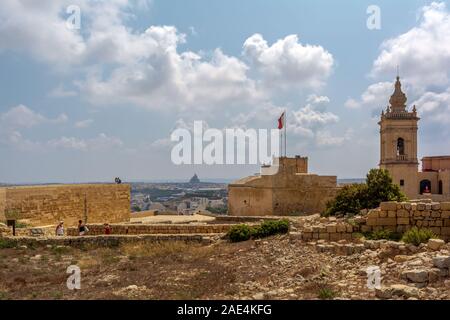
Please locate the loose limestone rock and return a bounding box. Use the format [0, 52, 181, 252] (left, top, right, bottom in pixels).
[432, 255, 450, 269]
[427, 239, 445, 251]
[375, 284, 419, 299]
[402, 269, 429, 283]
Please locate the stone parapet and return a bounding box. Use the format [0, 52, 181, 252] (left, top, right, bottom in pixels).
[66, 223, 234, 236]
[0, 234, 212, 248]
[1, 184, 130, 226]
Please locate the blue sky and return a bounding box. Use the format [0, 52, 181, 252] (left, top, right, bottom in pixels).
[1, 0, 449, 183]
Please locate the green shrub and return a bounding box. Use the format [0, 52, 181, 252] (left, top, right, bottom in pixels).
[324, 169, 406, 216]
[227, 220, 290, 242]
[131, 205, 141, 212]
[352, 232, 365, 239]
[15, 221, 29, 229]
[317, 287, 336, 300]
[227, 224, 252, 242]
[365, 229, 402, 241]
[0, 238, 16, 249]
[401, 227, 438, 246]
[252, 220, 289, 239]
[206, 206, 228, 214]
[324, 183, 368, 216]
[365, 169, 407, 208]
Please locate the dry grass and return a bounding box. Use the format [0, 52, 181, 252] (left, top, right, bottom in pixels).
[77, 256, 100, 269]
[120, 241, 213, 260]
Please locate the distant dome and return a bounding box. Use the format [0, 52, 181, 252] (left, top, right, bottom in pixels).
[189, 174, 200, 183]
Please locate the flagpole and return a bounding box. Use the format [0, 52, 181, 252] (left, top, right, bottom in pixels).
[284, 110, 287, 157]
[280, 127, 282, 158]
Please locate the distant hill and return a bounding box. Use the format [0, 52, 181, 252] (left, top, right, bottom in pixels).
[189, 174, 200, 184]
[337, 178, 365, 185]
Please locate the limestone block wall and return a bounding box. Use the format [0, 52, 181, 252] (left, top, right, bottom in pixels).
[227, 187, 274, 216]
[363, 201, 450, 241]
[2, 234, 208, 248]
[298, 222, 356, 241]
[66, 223, 233, 236]
[1, 184, 130, 226]
[228, 175, 339, 216]
[0, 188, 6, 222]
[272, 178, 338, 215]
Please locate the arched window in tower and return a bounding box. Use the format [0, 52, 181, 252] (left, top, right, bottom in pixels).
[439, 180, 443, 195]
[397, 138, 405, 156]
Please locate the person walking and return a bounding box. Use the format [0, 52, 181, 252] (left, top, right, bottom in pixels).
[78, 220, 89, 236]
[55, 221, 64, 236]
[104, 223, 112, 235]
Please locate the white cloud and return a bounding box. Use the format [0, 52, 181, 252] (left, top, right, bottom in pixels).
[371, 2, 450, 90]
[48, 133, 123, 151]
[0, 0, 86, 67]
[307, 94, 330, 106]
[49, 85, 77, 98]
[231, 102, 284, 127]
[1, 105, 67, 128]
[74, 119, 94, 128]
[0, 1, 334, 114]
[411, 88, 450, 123]
[243, 33, 334, 90]
[288, 97, 340, 142]
[290, 105, 339, 135]
[48, 136, 88, 151]
[344, 98, 360, 109]
[352, 2, 450, 127]
[0, 130, 41, 151]
[0, 105, 122, 152]
[79, 40, 262, 111]
[316, 129, 353, 147]
[344, 82, 393, 110]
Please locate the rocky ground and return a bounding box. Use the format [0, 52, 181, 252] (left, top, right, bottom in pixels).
[0, 235, 449, 300]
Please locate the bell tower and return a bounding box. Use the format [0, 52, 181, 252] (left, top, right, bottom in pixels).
[379, 76, 420, 198]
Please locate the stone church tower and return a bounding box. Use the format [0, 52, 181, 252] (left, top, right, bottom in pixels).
[379, 76, 420, 198]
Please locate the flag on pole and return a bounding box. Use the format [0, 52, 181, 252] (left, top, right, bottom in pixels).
[277, 112, 285, 129]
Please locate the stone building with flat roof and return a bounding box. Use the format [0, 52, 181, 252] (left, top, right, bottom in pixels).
[228, 156, 339, 216]
[379, 76, 450, 201]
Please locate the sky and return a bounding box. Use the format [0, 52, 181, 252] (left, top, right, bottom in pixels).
[1, 0, 450, 183]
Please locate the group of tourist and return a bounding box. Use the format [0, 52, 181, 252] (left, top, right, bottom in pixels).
[55, 220, 112, 236]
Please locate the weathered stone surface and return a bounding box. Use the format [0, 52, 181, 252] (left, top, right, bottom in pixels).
[402, 269, 429, 283]
[416, 203, 426, 211]
[380, 202, 398, 211]
[433, 255, 450, 269]
[228, 157, 338, 216]
[1, 184, 130, 226]
[376, 284, 419, 299]
[390, 284, 420, 298]
[394, 255, 411, 263]
[377, 218, 397, 226]
[388, 211, 397, 218]
[367, 210, 379, 219]
[397, 217, 410, 225]
[427, 239, 445, 251]
[431, 203, 441, 210]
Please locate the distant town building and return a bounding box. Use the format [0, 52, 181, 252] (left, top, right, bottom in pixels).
[189, 174, 200, 184]
[379, 76, 450, 200]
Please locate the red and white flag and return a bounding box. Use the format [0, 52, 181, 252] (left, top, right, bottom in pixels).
[277, 112, 285, 129]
